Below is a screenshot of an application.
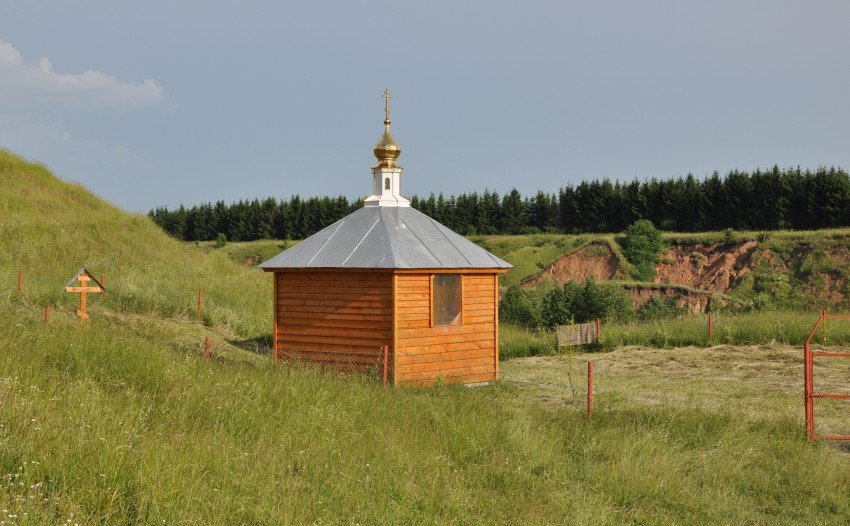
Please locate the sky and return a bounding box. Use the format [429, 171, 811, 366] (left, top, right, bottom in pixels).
[1, 1, 849, 213]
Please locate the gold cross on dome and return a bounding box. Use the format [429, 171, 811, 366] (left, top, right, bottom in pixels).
[383, 89, 392, 121]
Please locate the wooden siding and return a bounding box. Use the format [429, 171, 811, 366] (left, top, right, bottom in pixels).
[275, 270, 393, 371]
[395, 273, 498, 385]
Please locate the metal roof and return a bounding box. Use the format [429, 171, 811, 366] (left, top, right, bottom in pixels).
[258, 206, 512, 270]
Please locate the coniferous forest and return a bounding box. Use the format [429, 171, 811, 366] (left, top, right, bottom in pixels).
[149, 166, 850, 241]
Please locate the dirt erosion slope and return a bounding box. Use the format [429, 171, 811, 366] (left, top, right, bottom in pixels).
[524, 242, 622, 287]
[522, 238, 850, 313]
[654, 241, 759, 292]
[527, 240, 762, 295]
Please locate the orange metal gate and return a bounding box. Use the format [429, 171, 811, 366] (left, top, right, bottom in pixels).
[804, 313, 850, 441]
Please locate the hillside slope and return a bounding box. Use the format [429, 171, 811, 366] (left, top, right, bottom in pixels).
[477, 229, 850, 312]
[0, 149, 270, 336]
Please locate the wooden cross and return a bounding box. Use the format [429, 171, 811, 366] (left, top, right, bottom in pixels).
[383, 89, 392, 121]
[64, 268, 105, 321]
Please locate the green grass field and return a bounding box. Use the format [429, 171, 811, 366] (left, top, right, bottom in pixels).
[3, 305, 850, 524]
[3, 149, 850, 524]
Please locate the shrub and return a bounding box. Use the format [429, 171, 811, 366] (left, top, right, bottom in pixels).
[215, 232, 227, 248]
[541, 279, 633, 328]
[541, 281, 581, 328]
[750, 267, 803, 310]
[623, 220, 662, 281]
[636, 295, 687, 320]
[499, 285, 541, 328]
[581, 279, 633, 322]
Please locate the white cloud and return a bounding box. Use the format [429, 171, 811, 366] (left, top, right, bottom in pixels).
[0, 39, 164, 110]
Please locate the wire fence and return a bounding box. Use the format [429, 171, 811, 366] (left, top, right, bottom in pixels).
[601, 309, 850, 348]
[1, 270, 270, 337]
[3, 271, 395, 385]
[275, 346, 392, 386]
[8, 271, 850, 394]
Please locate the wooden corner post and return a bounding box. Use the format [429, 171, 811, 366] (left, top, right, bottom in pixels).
[273, 273, 279, 366]
[392, 272, 399, 387]
[494, 273, 500, 381]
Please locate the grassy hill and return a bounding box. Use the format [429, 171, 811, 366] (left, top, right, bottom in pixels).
[2, 149, 850, 524]
[0, 149, 271, 337]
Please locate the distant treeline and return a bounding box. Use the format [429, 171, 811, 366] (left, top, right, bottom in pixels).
[150, 166, 850, 241]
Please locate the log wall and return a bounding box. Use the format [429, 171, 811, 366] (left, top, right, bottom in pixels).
[395, 272, 498, 385]
[275, 270, 393, 371]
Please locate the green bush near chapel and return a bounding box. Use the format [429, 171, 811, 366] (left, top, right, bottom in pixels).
[498, 285, 542, 328]
[541, 279, 633, 328]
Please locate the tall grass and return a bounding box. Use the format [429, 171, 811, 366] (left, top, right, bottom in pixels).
[499, 323, 555, 359]
[602, 311, 850, 348]
[0, 149, 271, 337]
[500, 311, 850, 355]
[2, 306, 849, 523]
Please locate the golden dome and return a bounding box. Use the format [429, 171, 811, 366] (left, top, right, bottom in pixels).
[373, 89, 401, 169]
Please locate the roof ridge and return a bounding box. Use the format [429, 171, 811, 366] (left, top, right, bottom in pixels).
[378, 207, 396, 268]
[341, 217, 380, 267]
[306, 219, 345, 266]
[425, 214, 473, 266]
[400, 215, 440, 265]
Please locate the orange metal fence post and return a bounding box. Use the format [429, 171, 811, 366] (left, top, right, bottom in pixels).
[805, 338, 812, 440]
[709, 312, 713, 342]
[382, 345, 389, 387]
[804, 312, 823, 441]
[45, 305, 51, 325]
[596, 318, 601, 343]
[101, 275, 105, 297]
[587, 361, 594, 421]
[822, 309, 828, 345]
[805, 313, 850, 441]
[18, 271, 22, 295]
[198, 289, 203, 320]
[205, 336, 211, 360]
